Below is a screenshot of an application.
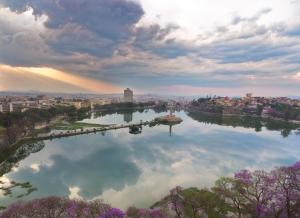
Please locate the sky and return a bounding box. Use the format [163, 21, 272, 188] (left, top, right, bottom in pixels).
[0, 0, 300, 96]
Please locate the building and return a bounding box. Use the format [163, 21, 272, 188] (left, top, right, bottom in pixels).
[91, 98, 112, 106]
[25, 101, 38, 109]
[10, 101, 25, 112]
[124, 88, 133, 103]
[36, 95, 48, 100]
[246, 93, 253, 98]
[0, 102, 27, 113]
[69, 100, 91, 109]
[0, 103, 13, 113]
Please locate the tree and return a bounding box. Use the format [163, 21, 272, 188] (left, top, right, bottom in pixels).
[169, 186, 184, 218]
[213, 177, 246, 218]
[269, 163, 300, 217]
[183, 188, 229, 218]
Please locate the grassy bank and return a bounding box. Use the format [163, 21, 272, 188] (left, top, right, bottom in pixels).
[0, 126, 5, 132]
[0, 137, 38, 164]
[52, 122, 110, 130]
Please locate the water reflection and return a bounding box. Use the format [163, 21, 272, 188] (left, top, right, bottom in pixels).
[10, 143, 141, 199]
[0, 110, 299, 209]
[83, 109, 168, 125]
[123, 112, 133, 123]
[187, 112, 300, 137]
[0, 141, 45, 177]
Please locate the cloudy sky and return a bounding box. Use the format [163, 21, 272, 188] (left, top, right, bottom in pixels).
[0, 0, 300, 96]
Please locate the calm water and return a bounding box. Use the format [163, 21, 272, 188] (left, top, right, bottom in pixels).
[0, 110, 299, 209]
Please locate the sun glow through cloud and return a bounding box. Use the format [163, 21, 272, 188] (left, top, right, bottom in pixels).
[19, 67, 121, 93]
[295, 72, 300, 80]
[0, 64, 121, 93]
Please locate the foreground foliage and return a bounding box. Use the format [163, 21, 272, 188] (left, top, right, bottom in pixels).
[0, 197, 166, 218]
[163, 162, 300, 218]
[1, 162, 300, 217]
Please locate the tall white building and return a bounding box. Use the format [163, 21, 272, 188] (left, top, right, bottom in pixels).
[124, 88, 133, 102]
[0, 103, 13, 113]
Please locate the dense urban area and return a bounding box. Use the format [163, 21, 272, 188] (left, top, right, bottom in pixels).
[1, 91, 300, 148]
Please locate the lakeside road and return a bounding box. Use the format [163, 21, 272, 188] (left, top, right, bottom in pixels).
[0, 121, 153, 164]
[9, 120, 155, 146]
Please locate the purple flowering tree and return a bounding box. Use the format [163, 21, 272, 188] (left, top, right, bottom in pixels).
[234, 169, 275, 217]
[126, 206, 165, 218]
[269, 162, 300, 217]
[0, 197, 111, 218]
[99, 208, 125, 218]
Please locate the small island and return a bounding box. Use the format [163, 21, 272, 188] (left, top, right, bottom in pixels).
[155, 110, 183, 124]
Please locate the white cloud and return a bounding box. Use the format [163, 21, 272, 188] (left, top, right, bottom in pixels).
[139, 0, 297, 39]
[294, 72, 300, 80]
[30, 163, 40, 172]
[69, 186, 82, 199]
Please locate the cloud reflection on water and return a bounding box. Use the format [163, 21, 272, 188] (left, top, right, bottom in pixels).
[0, 110, 299, 209]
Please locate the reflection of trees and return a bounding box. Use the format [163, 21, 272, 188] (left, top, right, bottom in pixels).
[188, 112, 299, 137]
[0, 141, 45, 177]
[0, 142, 44, 203]
[0, 181, 37, 200]
[11, 146, 141, 200]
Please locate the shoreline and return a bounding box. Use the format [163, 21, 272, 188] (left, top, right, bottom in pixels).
[0, 120, 156, 164]
[187, 108, 300, 126]
[1, 108, 299, 164]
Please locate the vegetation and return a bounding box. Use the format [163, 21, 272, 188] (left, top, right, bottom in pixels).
[190, 98, 300, 121]
[188, 112, 300, 137]
[152, 162, 300, 218]
[270, 103, 300, 120]
[0, 106, 87, 128]
[0, 141, 45, 177]
[0, 106, 90, 149]
[1, 163, 300, 217]
[52, 122, 108, 131]
[190, 98, 223, 114]
[0, 197, 166, 218]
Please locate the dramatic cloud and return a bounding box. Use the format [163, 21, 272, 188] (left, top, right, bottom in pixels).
[0, 64, 121, 93]
[1, 0, 143, 37]
[0, 0, 300, 95]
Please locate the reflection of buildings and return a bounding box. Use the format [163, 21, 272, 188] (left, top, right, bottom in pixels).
[123, 112, 133, 123]
[124, 88, 133, 102]
[169, 125, 172, 136]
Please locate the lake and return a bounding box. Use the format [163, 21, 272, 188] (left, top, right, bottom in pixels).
[0, 109, 299, 209]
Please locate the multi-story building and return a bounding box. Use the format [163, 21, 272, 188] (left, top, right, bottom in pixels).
[91, 98, 112, 106]
[124, 88, 133, 103]
[69, 100, 91, 109]
[25, 101, 38, 109]
[11, 102, 25, 112]
[0, 103, 13, 113]
[0, 101, 27, 113]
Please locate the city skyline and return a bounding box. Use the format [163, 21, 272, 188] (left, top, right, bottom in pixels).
[1, 0, 300, 96]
